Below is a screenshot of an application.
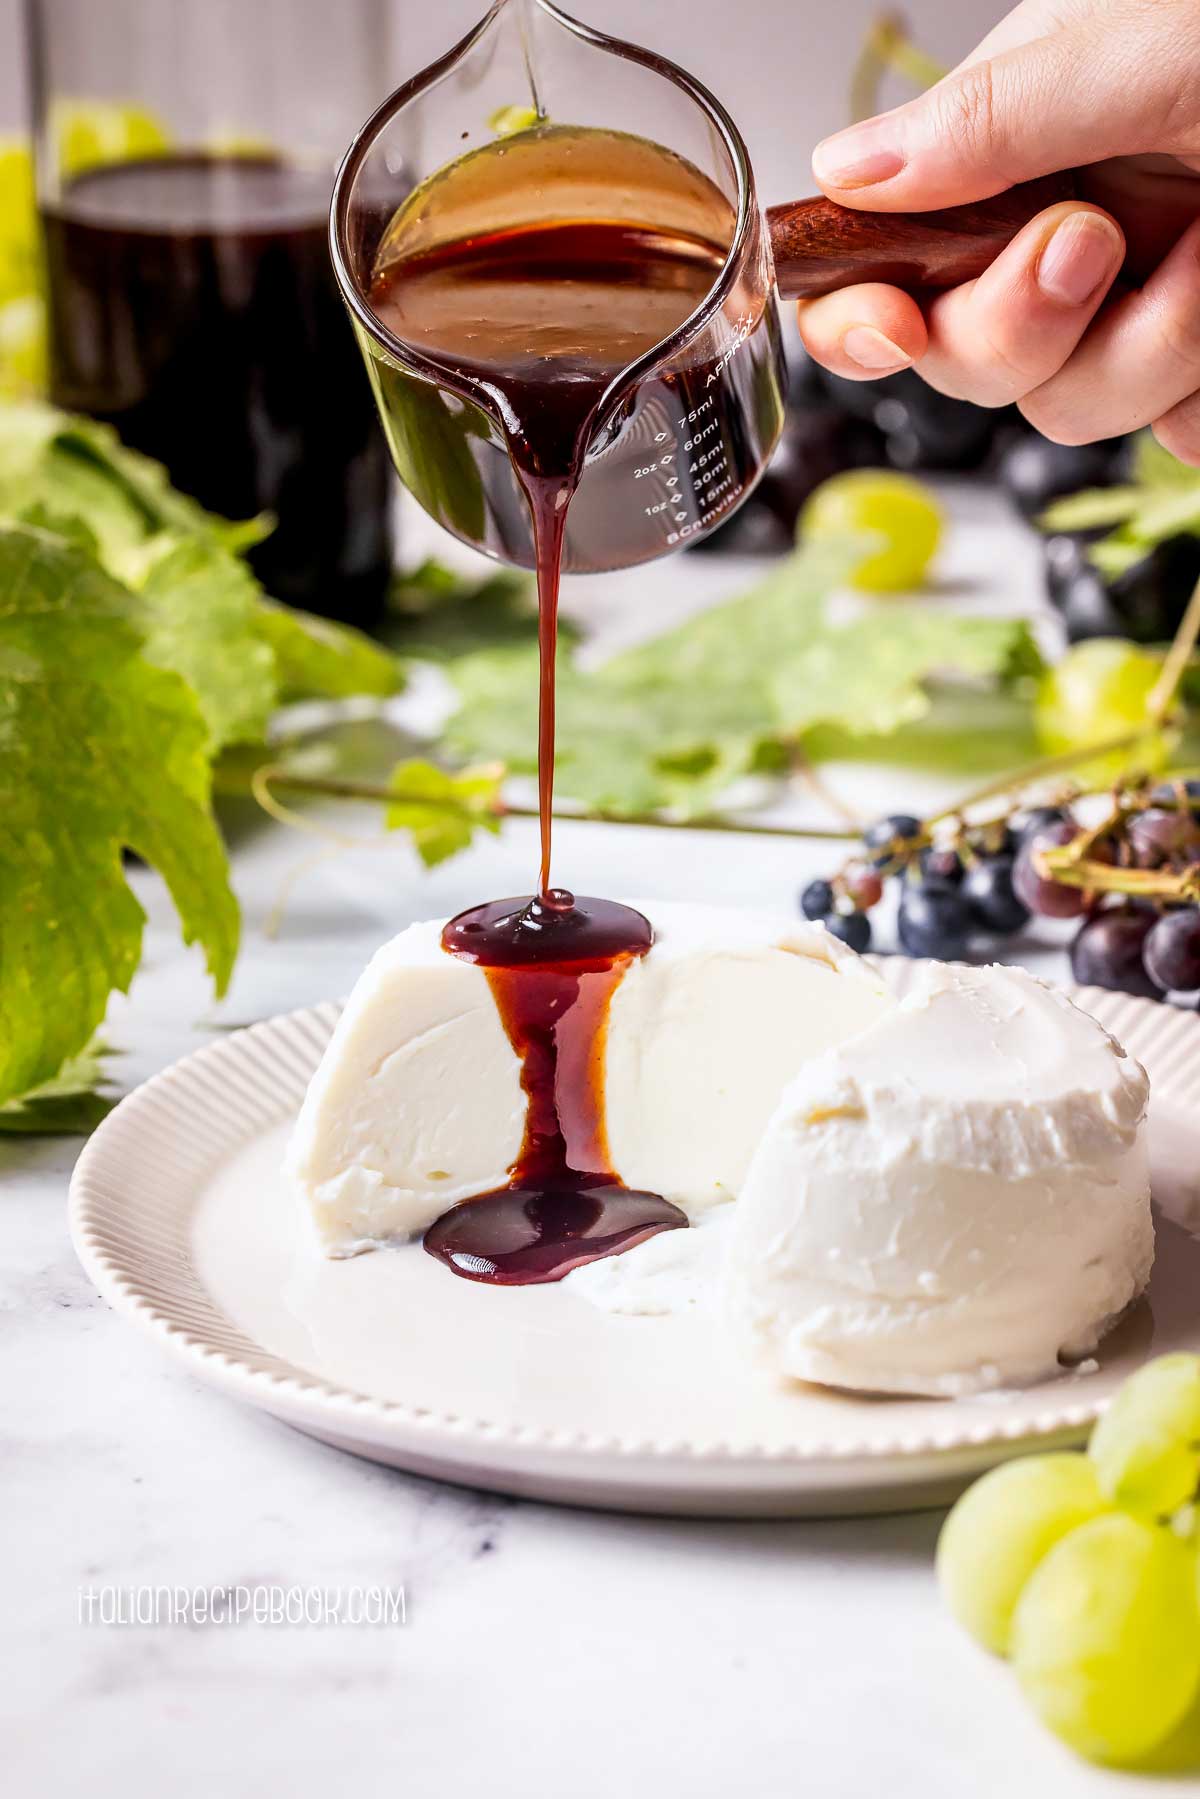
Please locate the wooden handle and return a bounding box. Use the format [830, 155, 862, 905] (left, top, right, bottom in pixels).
[767, 173, 1079, 300]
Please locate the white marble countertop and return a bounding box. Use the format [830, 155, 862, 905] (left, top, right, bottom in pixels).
[5, 492, 1194, 1798]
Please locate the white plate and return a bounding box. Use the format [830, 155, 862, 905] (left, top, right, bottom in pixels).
[69, 963, 1200, 1517]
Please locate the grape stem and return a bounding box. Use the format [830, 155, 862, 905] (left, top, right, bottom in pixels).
[250, 765, 863, 844]
[849, 12, 947, 122]
[1034, 855, 1200, 900]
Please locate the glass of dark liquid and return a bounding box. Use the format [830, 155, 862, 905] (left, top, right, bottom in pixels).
[29, 0, 395, 625]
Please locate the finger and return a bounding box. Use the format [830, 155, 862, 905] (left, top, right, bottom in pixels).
[1153, 393, 1200, 468]
[810, 13, 1200, 211]
[795, 283, 926, 380]
[915, 204, 1125, 407]
[1022, 218, 1200, 441]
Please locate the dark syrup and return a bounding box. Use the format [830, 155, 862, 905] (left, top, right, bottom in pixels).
[367, 131, 732, 1280]
[426, 893, 686, 1285]
[42, 154, 392, 625]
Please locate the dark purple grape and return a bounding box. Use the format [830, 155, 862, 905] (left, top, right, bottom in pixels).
[787, 349, 825, 406]
[1013, 821, 1086, 918]
[687, 498, 792, 557]
[812, 366, 999, 471]
[1042, 534, 1098, 610]
[1144, 908, 1200, 992]
[1058, 563, 1136, 643]
[1016, 806, 1066, 847]
[690, 403, 885, 555]
[1070, 908, 1160, 998]
[1055, 535, 1200, 646]
[963, 854, 1030, 936]
[801, 878, 835, 921]
[1127, 808, 1197, 868]
[896, 886, 973, 959]
[824, 910, 872, 952]
[863, 813, 923, 869]
[998, 434, 1128, 521]
[759, 408, 886, 527]
[1151, 778, 1200, 812]
[917, 846, 964, 890]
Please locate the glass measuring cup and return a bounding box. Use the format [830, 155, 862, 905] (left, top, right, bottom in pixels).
[331, 0, 1080, 574]
[332, 0, 786, 572]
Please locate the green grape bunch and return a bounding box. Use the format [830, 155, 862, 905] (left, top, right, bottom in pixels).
[939, 1354, 1200, 1765]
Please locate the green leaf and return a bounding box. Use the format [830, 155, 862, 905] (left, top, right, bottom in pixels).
[0, 1036, 116, 1135]
[0, 526, 238, 1104]
[442, 538, 1038, 815]
[55, 414, 272, 550]
[1134, 431, 1200, 490]
[772, 606, 1040, 738]
[387, 558, 544, 662]
[1038, 487, 1142, 533]
[1086, 533, 1153, 579]
[1126, 486, 1200, 544]
[384, 757, 503, 866]
[0, 397, 271, 574]
[1040, 432, 1200, 570]
[140, 539, 278, 750]
[0, 396, 61, 478]
[253, 598, 404, 704]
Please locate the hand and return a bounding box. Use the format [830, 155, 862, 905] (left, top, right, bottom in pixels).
[798, 0, 1200, 462]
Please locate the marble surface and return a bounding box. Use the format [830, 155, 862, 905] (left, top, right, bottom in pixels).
[5, 493, 1196, 1797]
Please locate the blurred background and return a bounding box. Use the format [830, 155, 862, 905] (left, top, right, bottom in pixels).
[0, 0, 1003, 196]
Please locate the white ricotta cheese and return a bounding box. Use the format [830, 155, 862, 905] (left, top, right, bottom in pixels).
[722, 962, 1153, 1396]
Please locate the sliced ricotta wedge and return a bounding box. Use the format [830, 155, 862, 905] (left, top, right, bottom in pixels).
[288, 901, 894, 1255]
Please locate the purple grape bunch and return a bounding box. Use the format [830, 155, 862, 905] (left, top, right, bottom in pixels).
[800, 812, 1031, 960]
[800, 783, 1200, 1002]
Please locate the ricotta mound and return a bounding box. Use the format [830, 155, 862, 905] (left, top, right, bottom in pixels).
[723, 962, 1153, 1397]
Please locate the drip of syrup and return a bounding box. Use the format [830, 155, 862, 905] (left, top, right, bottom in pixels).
[425, 893, 687, 1284]
[367, 132, 728, 1281]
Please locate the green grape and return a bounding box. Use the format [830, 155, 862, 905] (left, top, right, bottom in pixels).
[937, 1453, 1108, 1655]
[52, 99, 171, 179]
[0, 295, 47, 398]
[1089, 1353, 1200, 1520]
[1012, 1513, 1200, 1764]
[1034, 639, 1167, 782]
[799, 470, 942, 592]
[0, 141, 38, 307]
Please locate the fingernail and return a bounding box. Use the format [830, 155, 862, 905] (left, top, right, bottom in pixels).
[842, 325, 911, 370]
[1036, 212, 1123, 306]
[812, 125, 905, 189]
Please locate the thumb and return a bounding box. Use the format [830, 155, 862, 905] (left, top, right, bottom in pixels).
[811, 18, 1191, 211]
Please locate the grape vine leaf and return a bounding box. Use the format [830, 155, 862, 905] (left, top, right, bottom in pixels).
[254, 597, 404, 705]
[0, 526, 238, 1106]
[139, 540, 279, 751]
[136, 541, 404, 749]
[386, 557, 548, 661]
[0, 402, 270, 564]
[441, 540, 1041, 814]
[0, 1035, 116, 1134]
[1039, 431, 1200, 576]
[385, 758, 504, 866]
[770, 604, 1042, 738]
